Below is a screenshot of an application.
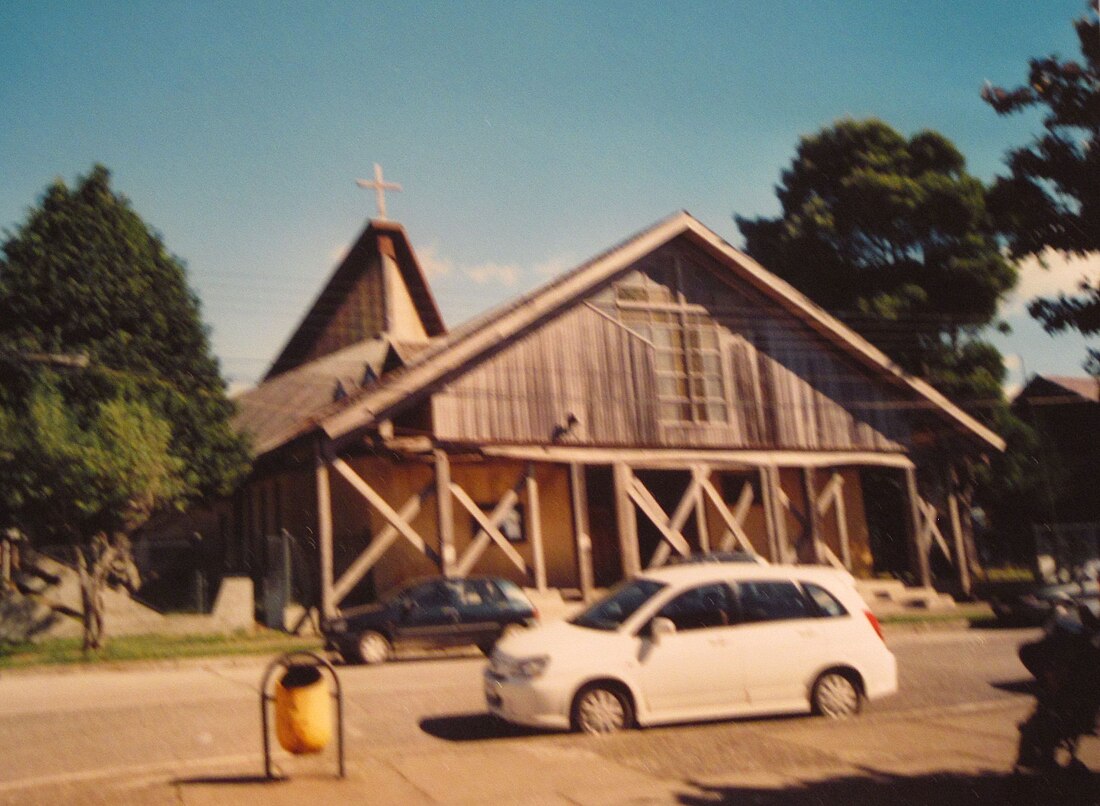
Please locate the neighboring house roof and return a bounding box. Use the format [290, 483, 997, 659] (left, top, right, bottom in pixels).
[319, 211, 1005, 452]
[1014, 374, 1100, 406]
[1043, 375, 1100, 404]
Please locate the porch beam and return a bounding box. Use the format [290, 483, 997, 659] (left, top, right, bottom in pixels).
[816, 472, 851, 570]
[314, 442, 335, 620]
[569, 463, 595, 600]
[947, 474, 971, 596]
[331, 485, 433, 604]
[435, 449, 456, 576]
[759, 466, 779, 563]
[526, 464, 547, 592]
[699, 476, 755, 554]
[627, 477, 692, 565]
[802, 467, 824, 564]
[920, 500, 953, 562]
[481, 445, 917, 470]
[451, 483, 528, 575]
[330, 457, 435, 559]
[693, 466, 711, 554]
[770, 467, 792, 563]
[613, 463, 641, 578]
[905, 467, 932, 587]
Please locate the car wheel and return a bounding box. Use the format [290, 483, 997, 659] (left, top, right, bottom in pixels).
[571, 684, 633, 735]
[357, 630, 391, 665]
[812, 670, 861, 719]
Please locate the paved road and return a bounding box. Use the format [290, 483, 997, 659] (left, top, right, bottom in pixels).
[2, 624, 1091, 804]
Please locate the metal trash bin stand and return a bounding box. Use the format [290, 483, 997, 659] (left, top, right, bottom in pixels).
[260, 651, 345, 779]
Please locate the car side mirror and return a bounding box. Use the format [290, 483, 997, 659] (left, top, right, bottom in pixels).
[650, 617, 676, 644]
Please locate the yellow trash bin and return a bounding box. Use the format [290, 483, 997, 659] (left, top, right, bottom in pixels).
[274, 664, 333, 754]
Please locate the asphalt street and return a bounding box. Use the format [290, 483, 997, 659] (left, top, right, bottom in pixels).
[1, 625, 1097, 804]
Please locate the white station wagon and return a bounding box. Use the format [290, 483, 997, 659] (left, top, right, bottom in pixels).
[485, 563, 897, 734]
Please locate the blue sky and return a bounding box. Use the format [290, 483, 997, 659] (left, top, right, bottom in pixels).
[2, 0, 1096, 392]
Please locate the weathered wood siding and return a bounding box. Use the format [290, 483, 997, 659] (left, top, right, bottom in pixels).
[431, 241, 912, 451]
[302, 254, 386, 366]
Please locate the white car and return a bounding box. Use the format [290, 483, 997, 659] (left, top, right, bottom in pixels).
[484, 563, 897, 734]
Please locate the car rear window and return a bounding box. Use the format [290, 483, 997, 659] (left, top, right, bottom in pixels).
[801, 581, 849, 617]
[495, 579, 531, 606]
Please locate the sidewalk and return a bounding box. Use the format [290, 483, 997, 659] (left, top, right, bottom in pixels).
[9, 698, 1097, 805]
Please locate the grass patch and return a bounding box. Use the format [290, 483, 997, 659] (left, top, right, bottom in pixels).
[0, 630, 323, 670]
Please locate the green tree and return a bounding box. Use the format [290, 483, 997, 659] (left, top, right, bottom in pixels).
[983, 1, 1100, 374]
[0, 166, 250, 648]
[735, 118, 1017, 408]
[0, 379, 183, 649]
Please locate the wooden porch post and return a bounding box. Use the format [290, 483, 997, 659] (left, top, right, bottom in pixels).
[802, 467, 824, 564]
[947, 467, 971, 596]
[694, 466, 711, 554]
[435, 449, 456, 576]
[769, 466, 791, 563]
[314, 440, 335, 619]
[569, 463, 595, 599]
[613, 462, 641, 578]
[759, 466, 779, 563]
[526, 464, 547, 593]
[904, 466, 932, 587]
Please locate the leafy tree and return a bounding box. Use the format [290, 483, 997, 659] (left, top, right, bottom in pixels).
[0, 379, 183, 649]
[982, 1, 1100, 374]
[0, 166, 250, 648]
[736, 118, 1017, 409]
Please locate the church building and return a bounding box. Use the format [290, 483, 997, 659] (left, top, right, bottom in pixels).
[149, 197, 1004, 627]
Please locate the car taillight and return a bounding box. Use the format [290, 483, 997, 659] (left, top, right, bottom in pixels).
[864, 610, 885, 643]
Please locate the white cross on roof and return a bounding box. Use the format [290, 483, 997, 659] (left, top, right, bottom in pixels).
[356, 163, 402, 219]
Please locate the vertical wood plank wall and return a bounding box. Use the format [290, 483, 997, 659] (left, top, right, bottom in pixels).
[432, 243, 917, 454]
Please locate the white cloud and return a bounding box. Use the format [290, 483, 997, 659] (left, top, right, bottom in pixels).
[465, 261, 519, 286]
[413, 245, 574, 290]
[1003, 249, 1100, 316]
[532, 254, 576, 279]
[415, 243, 453, 278]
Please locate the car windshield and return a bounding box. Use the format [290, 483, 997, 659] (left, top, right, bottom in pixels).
[570, 579, 666, 631]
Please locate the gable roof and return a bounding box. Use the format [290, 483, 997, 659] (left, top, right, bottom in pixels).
[1015, 374, 1100, 406]
[264, 219, 446, 380]
[320, 211, 1005, 452]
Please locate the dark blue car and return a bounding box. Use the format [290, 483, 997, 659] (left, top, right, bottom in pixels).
[323, 576, 538, 664]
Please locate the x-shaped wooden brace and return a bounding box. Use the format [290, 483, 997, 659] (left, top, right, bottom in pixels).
[329, 458, 441, 605]
[453, 473, 529, 576]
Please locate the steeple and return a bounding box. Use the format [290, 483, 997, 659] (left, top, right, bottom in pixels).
[263, 218, 446, 380]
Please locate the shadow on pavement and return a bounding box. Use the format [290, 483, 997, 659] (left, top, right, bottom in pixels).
[171, 774, 285, 786]
[420, 712, 543, 741]
[991, 679, 1038, 695]
[679, 768, 1100, 805]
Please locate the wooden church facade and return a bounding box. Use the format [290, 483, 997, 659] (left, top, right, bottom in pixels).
[161, 213, 1003, 624]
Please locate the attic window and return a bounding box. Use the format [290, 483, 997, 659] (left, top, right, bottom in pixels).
[613, 264, 728, 425]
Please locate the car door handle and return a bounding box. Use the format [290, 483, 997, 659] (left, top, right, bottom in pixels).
[798, 629, 816, 638]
